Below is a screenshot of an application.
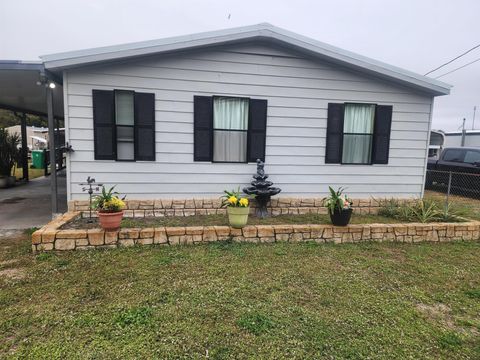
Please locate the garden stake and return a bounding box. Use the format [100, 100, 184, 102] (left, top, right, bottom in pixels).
[80, 176, 103, 223]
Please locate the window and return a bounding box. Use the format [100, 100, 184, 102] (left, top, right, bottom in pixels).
[342, 104, 375, 164]
[213, 97, 249, 162]
[115, 91, 135, 160]
[325, 103, 392, 165]
[443, 149, 465, 162]
[464, 150, 480, 164]
[92, 89, 155, 161]
[193, 95, 267, 163]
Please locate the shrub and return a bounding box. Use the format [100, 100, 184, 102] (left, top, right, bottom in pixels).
[0, 128, 21, 177]
[377, 198, 464, 223]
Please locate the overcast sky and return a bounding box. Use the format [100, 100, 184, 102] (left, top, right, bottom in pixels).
[1, 0, 479, 131]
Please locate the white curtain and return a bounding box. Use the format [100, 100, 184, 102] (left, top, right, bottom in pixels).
[213, 97, 249, 162]
[342, 104, 375, 164]
[213, 97, 249, 130]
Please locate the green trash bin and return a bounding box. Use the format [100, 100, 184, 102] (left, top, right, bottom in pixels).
[32, 150, 45, 169]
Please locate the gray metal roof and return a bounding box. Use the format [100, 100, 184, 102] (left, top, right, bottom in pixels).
[41, 23, 451, 96]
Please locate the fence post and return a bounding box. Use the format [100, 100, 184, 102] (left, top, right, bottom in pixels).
[445, 171, 452, 215]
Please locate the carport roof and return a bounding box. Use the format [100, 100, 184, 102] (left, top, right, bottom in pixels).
[0, 61, 64, 118]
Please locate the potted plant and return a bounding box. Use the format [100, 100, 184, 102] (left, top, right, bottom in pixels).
[92, 185, 126, 231]
[0, 129, 20, 188]
[324, 186, 353, 226]
[221, 188, 251, 228]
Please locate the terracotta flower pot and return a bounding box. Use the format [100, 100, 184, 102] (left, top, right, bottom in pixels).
[98, 210, 124, 231]
[329, 208, 353, 226]
[227, 206, 250, 228]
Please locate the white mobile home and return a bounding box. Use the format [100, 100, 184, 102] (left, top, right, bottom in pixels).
[40, 24, 451, 201]
[444, 131, 480, 148]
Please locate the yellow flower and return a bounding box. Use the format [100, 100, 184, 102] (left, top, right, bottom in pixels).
[239, 198, 249, 207]
[227, 196, 238, 205]
[104, 197, 125, 211]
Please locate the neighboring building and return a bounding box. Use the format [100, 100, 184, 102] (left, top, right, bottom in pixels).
[5, 125, 49, 150]
[5, 125, 65, 151]
[444, 130, 480, 148]
[429, 130, 445, 158]
[40, 23, 451, 201]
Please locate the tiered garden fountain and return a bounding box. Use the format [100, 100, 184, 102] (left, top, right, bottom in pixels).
[243, 159, 281, 218]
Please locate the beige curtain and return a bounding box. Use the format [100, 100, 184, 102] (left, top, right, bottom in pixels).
[213, 97, 249, 162]
[342, 104, 375, 164]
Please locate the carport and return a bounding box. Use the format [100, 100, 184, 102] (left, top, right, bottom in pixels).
[0, 61, 64, 216]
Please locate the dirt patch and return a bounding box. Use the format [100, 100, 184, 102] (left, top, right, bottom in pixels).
[61, 213, 405, 230]
[416, 303, 457, 329]
[0, 259, 18, 267]
[416, 303, 479, 336]
[0, 268, 26, 280]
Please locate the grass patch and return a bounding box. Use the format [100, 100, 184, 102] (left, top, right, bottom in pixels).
[13, 163, 45, 180]
[114, 306, 153, 327]
[464, 288, 480, 299]
[437, 332, 463, 349]
[237, 312, 274, 335]
[1, 235, 479, 358]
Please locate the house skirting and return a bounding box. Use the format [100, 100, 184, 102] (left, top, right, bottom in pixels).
[68, 197, 394, 218]
[32, 212, 480, 252]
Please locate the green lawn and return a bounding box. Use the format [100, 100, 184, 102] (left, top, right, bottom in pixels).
[1, 234, 479, 359]
[13, 164, 44, 180]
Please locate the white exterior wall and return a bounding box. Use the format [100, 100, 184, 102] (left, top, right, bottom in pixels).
[64, 43, 434, 200]
[444, 134, 480, 148]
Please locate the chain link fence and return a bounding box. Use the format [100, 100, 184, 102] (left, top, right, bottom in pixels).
[424, 169, 480, 218]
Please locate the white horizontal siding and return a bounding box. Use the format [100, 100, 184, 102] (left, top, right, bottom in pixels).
[65, 43, 433, 200]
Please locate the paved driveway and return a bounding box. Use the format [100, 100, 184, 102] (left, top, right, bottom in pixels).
[0, 172, 67, 230]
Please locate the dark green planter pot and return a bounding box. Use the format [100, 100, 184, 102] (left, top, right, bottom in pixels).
[329, 208, 353, 226]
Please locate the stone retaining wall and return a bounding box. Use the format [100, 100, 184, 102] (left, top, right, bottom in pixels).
[32, 212, 480, 252]
[68, 197, 395, 218]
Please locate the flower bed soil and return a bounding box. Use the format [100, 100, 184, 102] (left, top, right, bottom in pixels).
[61, 213, 402, 230]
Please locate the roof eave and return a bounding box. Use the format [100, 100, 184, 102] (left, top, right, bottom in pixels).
[41, 23, 452, 96]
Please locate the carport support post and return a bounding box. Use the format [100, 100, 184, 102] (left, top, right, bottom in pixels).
[20, 112, 29, 181]
[46, 85, 58, 216]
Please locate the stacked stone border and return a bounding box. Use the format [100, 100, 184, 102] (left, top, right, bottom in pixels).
[69, 197, 397, 218]
[32, 212, 480, 252]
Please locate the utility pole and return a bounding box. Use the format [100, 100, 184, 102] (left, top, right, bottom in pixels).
[473, 106, 477, 130]
[461, 118, 466, 146]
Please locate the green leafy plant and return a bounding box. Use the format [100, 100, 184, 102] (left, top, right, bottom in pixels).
[407, 199, 439, 223]
[0, 128, 21, 177]
[324, 186, 352, 214]
[377, 198, 464, 223]
[221, 187, 250, 208]
[376, 198, 402, 218]
[92, 185, 126, 213]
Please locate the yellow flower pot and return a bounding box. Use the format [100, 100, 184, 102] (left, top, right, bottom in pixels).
[227, 206, 250, 228]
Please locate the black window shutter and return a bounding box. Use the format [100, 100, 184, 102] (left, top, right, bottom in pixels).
[247, 99, 268, 162]
[193, 96, 213, 161]
[372, 105, 393, 164]
[134, 92, 156, 161]
[92, 90, 115, 160]
[325, 103, 345, 163]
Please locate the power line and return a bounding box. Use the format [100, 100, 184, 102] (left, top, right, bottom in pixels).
[434, 57, 480, 79]
[424, 43, 480, 76]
